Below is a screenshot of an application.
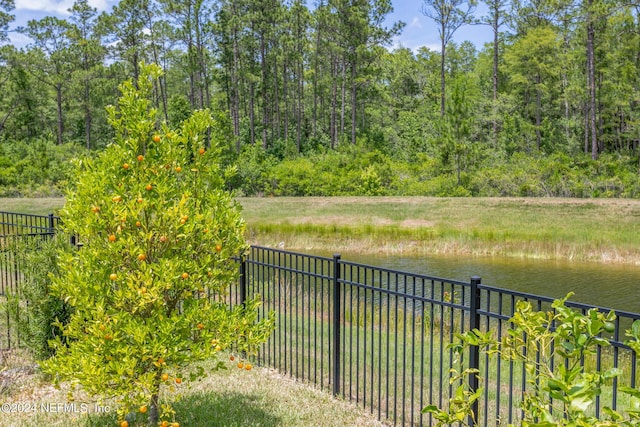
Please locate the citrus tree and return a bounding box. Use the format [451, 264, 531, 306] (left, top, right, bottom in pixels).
[42, 63, 273, 427]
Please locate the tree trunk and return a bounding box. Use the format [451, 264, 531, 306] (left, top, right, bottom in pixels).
[232, 22, 241, 147]
[249, 83, 255, 145]
[440, 23, 446, 117]
[351, 55, 357, 145]
[283, 60, 288, 142]
[536, 74, 542, 150]
[492, 11, 499, 145]
[586, 5, 598, 159]
[260, 33, 268, 149]
[84, 73, 91, 150]
[330, 56, 337, 149]
[340, 60, 346, 138]
[56, 84, 63, 145]
[148, 390, 159, 426]
[312, 2, 323, 140]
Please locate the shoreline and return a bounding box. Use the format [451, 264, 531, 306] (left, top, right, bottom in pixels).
[3, 196, 640, 265]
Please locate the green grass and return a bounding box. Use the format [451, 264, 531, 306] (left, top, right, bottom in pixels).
[0, 198, 65, 216]
[239, 197, 640, 264]
[0, 353, 386, 427]
[3, 196, 640, 263]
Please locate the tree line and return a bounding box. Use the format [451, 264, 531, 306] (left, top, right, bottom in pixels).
[0, 0, 639, 198]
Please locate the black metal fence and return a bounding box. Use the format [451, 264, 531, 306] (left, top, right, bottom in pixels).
[237, 247, 640, 426]
[2, 211, 639, 426]
[0, 211, 60, 349]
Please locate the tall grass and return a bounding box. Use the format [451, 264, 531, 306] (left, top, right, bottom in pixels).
[239, 197, 640, 264]
[3, 197, 640, 263]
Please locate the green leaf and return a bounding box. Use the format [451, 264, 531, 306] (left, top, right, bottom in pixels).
[569, 396, 592, 413]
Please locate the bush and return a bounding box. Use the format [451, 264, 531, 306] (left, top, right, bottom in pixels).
[425, 294, 640, 426]
[4, 234, 73, 360]
[41, 63, 274, 426]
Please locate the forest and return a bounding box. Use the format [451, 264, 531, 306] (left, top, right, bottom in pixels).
[0, 0, 639, 198]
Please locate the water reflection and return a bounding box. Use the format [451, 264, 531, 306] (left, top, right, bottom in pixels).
[317, 251, 639, 313]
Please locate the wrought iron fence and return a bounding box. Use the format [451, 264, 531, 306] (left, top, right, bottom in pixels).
[239, 246, 640, 426]
[1, 211, 639, 426]
[0, 211, 59, 349]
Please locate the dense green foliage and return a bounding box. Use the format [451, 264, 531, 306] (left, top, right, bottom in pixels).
[0, 0, 639, 197]
[426, 295, 640, 426]
[41, 63, 274, 425]
[5, 234, 73, 360]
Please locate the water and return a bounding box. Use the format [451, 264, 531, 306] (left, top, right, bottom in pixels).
[321, 251, 640, 313]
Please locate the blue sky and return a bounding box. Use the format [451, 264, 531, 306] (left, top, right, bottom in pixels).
[386, 1, 493, 52]
[9, 0, 493, 51]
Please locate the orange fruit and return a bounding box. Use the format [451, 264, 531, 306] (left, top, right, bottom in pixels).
[91, 206, 100, 213]
[140, 287, 147, 294]
[135, 221, 141, 227]
[112, 195, 122, 203]
[229, 355, 235, 361]
[215, 244, 222, 252]
[181, 272, 189, 279]
[157, 357, 165, 365]
[104, 334, 112, 340]
[197, 323, 204, 330]
[145, 184, 153, 191]
[161, 373, 169, 381]
[120, 421, 129, 427]
[136, 197, 143, 203]
[175, 166, 182, 172]
[245, 363, 253, 371]
[237, 362, 244, 369]
[159, 235, 167, 243]
[108, 234, 116, 242]
[173, 423, 180, 427]
[109, 273, 117, 281]
[123, 163, 130, 170]
[137, 155, 144, 162]
[198, 148, 205, 155]
[160, 422, 169, 427]
[139, 405, 147, 413]
[138, 253, 146, 261]
[152, 134, 161, 143]
[175, 377, 182, 384]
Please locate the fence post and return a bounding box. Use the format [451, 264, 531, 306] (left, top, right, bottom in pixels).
[48, 213, 55, 235]
[469, 276, 482, 426]
[332, 254, 341, 397]
[239, 254, 247, 306]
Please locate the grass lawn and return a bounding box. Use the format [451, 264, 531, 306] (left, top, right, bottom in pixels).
[0, 350, 386, 427]
[2, 196, 640, 264]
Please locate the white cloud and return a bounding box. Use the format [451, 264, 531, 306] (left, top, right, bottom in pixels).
[408, 17, 422, 29]
[388, 34, 441, 54]
[15, 0, 74, 15]
[15, 0, 113, 16]
[7, 31, 30, 46]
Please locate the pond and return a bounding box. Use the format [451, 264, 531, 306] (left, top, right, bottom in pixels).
[319, 251, 640, 314]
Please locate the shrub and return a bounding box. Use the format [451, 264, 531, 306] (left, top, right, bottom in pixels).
[424, 294, 640, 426]
[4, 234, 73, 360]
[41, 63, 274, 426]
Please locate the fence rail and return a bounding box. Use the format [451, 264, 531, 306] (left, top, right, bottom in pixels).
[1, 211, 638, 426]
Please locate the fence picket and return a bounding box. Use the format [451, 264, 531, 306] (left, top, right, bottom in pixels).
[2, 212, 639, 426]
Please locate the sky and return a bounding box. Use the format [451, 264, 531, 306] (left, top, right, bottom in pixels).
[8, 0, 494, 52]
